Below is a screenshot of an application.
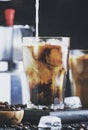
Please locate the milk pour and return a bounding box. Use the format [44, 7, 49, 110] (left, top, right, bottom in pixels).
[23, 1, 70, 109]
[35, 0, 39, 38]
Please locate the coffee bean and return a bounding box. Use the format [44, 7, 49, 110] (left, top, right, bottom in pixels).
[0, 101, 27, 111]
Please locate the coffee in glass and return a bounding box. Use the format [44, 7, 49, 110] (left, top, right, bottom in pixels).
[23, 37, 70, 109]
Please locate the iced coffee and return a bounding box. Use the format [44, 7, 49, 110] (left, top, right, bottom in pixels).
[23, 37, 70, 109]
[69, 50, 88, 108]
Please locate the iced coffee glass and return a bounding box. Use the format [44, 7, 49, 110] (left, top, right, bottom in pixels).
[69, 50, 88, 108]
[23, 37, 70, 109]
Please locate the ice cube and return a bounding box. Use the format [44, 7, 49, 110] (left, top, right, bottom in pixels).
[47, 39, 62, 45]
[38, 116, 62, 130]
[64, 96, 82, 109]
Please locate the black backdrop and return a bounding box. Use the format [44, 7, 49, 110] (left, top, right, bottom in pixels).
[0, 0, 88, 49]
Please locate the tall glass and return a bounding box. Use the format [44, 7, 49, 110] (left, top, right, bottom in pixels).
[23, 37, 70, 109]
[69, 50, 88, 108]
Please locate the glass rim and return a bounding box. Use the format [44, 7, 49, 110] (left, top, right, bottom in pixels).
[22, 36, 70, 38]
[70, 49, 88, 52]
[22, 36, 70, 47]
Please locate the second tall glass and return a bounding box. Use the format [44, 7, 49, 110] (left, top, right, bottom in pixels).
[69, 49, 88, 108]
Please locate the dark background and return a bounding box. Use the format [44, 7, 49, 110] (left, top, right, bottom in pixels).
[0, 0, 88, 49]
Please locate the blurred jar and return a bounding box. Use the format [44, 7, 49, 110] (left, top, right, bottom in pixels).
[10, 61, 29, 105]
[0, 61, 29, 105]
